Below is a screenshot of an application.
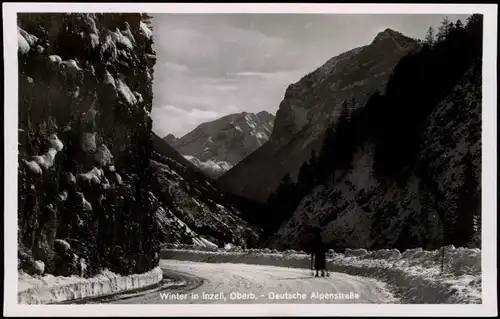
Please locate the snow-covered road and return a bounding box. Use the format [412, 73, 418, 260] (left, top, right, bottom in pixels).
[109, 260, 398, 304]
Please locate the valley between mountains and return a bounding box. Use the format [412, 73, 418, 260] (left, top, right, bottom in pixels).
[162, 18, 482, 253]
[16, 13, 484, 307]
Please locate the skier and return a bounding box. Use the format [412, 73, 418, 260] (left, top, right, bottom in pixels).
[310, 227, 329, 277]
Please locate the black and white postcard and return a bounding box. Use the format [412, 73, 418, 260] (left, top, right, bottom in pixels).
[3, 2, 497, 317]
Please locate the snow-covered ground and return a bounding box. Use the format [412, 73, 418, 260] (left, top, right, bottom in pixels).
[160, 245, 481, 304]
[18, 267, 163, 304]
[328, 246, 481, 304]
[17, 245, 481, 305]
[111, 259, 397, 304]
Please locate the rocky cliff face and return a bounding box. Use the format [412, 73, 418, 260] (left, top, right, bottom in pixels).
[17, 13, 160, 277]
[165, 111, 275, 178]
[269, 59, 482, 252]
[151, 133, 261, 248]
[217, 29, 421, 202]
[17, 13, 261, 279]
[264, 16, 483, 252]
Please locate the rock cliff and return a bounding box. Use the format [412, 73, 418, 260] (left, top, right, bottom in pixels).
[265, 17, 483, 251]
[270, 59, 482, 251]
[18, 13, 160, 277]
[17, 13, 261, 279]
[217, 29, 421, 202]
[151, 133, 261, 248]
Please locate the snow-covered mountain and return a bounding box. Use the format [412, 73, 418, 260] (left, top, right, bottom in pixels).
[151, 133, 260, 248]
[217, 29, 421, 202]
[164, 111, 275, 178]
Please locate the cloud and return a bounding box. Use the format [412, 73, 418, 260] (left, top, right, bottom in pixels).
[163, 61, 191, 73]
[150, 13, 470, 137]
[236, 71, 277, 79]
[235, 70, 305, 82]
[200, 83, 238, 93]
[152, 15, 299, 77]
[152, 105, 222, 137]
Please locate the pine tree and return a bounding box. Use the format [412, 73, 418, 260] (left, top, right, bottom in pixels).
[332, 100, 354, 170]
[339, 100, 350, 123]
[436, 16, 451, 42]
[297, 160, 311, 196]
[465, 14, 482, 31]
[454, 19, 464, 30]
[297, 149, 321, 198]
[309, 150, 318, 167]
[350, 97, 356, 109]
[465, 14, 483, 56]
[303, 149, 319, 188]
[424, 26, 436, 46]
[309, 150, 318, 182]
[266, 173, 299, 234]
[448, 21, 455, 32]
[317, 124, 335, 182]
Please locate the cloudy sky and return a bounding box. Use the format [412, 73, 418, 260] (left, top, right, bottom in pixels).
[150, 13, 469, 138]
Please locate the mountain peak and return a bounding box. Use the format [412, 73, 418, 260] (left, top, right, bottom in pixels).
[257, 110, 272, 116]
[382, 27, 398, 34]
[256, 110, 275, 122]
[166, 111, 276, 178]
[163, 133, 177, 144]
[372, 28, 405, 43]
[218, 25, 421, 203]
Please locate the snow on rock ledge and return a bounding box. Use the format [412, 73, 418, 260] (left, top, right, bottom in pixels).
[18, 266, 162, 304]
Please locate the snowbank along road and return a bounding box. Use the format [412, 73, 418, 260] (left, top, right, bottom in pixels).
[107, 260, 398, 304]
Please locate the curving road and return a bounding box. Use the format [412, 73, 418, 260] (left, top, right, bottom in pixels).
[104, 260, 398, 304]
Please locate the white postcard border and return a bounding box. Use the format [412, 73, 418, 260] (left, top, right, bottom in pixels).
[3, 2, 497, 317]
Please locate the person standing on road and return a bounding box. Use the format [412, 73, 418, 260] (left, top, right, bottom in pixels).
[311, 227, 329, 277]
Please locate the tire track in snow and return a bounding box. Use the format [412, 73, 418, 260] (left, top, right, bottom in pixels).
[110, 260, 398, 304]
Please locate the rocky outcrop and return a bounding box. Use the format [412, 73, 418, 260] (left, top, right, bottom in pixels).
[269, 60, 482, 252]
[17, 13, 262, 279]
[265, 17, 483, 252]
[17, 13, 160, 277]
[151, 134, 261, 248]
[163, 133, 177, 145]
[165, 111, 275, 178]
[217, 29, 421, 202]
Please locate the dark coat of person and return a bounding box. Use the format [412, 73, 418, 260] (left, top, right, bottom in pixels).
[310, 229, 328, 270]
